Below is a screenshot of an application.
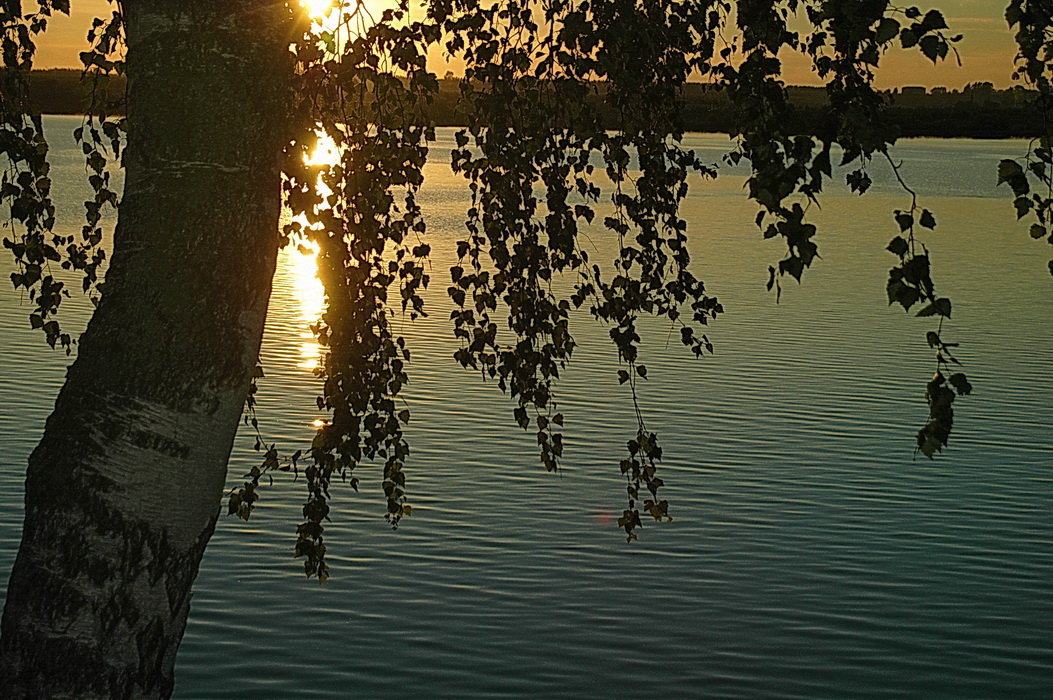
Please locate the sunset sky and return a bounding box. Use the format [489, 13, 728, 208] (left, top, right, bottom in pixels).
[33, 1, 1018, 89]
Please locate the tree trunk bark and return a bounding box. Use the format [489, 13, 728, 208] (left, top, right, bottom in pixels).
[1, 2, 291, 696]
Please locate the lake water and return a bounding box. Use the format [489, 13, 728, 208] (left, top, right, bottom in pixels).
[1, 116, 1051, 697]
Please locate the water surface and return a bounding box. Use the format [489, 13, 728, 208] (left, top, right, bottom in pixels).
[1, 117, 1050, 697]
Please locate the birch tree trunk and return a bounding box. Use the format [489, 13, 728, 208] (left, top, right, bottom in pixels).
[1, 2, 291, 696]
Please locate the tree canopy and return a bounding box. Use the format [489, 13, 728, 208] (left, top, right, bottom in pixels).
[2, 0, 1051, 586]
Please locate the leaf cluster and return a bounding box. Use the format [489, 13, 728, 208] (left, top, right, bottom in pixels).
[1002, 1, 1053, 274]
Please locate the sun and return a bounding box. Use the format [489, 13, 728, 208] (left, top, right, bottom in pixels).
[303, 0, 336, 21]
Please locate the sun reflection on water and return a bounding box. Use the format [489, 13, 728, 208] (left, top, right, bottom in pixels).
[290, 0, 382, 385]
[288, 241, 325, 372]
[288, 125, 339, 375]
[289, 1, 335, 382]
[305, 133, 340, 167]
[290, 243, 325, 325]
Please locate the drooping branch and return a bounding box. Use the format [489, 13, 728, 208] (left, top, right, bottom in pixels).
[3, 0, 1003, 581]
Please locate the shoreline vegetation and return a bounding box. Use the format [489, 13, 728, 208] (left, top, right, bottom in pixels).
[26, 69, 1043, 139]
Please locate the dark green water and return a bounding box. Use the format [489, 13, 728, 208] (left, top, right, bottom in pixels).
[1, 117, 1050, 697]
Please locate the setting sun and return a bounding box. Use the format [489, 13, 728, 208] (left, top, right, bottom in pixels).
[303, 0, 336, 21]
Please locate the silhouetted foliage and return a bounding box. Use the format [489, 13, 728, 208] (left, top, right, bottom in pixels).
[1000, 0, 1053, 275]
[6, 0, 1049, 581]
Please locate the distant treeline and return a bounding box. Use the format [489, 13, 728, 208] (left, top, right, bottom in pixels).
[26, 69, 1043, 139]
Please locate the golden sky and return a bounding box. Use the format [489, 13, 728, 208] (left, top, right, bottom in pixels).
[32, 1, 1018, 89]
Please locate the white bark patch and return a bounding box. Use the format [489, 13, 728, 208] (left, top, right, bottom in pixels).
[82, 394, 243, 549]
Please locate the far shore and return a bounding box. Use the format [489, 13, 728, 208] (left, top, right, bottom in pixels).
[24, 70, 1044, 140]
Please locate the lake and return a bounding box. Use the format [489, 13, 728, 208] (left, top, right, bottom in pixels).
[2, 116, 1051, 697]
